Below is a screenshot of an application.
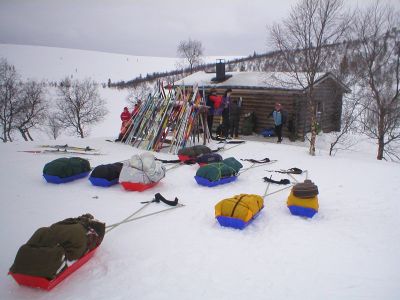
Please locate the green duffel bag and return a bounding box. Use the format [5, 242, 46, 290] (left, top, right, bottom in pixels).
[43, 157, 91, 178]
[196, 157, 243, 182]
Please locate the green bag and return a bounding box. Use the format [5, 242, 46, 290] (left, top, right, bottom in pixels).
[43, 157, 91, 178]
[196, 157, 243, 182]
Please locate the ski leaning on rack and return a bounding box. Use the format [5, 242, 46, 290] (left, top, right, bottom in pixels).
[122, 83, 209, 154]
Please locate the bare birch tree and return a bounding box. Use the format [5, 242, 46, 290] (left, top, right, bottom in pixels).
[0, 59, 20, 142]
[45, 113, 63, 140]
[127, 82, 151, 106]
[14, 80, 48, 141]
[177, 38, 204, 74]
[56, 78, 108, 138]
[270, 0, 350, 155]
[352, 1, 400, 160]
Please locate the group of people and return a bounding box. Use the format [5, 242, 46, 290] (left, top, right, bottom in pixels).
[206, 88, 242, 140]
[206, 89, 287, 143]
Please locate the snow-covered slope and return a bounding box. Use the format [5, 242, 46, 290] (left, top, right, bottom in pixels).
[0, 44, 240, 83]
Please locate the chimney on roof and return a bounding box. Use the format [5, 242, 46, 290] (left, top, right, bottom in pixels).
[216, 59, 225, 81]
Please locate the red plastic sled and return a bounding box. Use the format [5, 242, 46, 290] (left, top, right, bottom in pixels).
[120, 181, 158, 192]
[8, 247, 98, 291]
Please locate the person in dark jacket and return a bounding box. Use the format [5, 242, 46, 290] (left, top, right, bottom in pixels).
[269, 102, 287, 143]
[221, 89, 232, 138]
[229, 97, 242, 138]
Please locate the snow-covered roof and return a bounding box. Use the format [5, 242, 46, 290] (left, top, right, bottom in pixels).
[175, 71, 350, 92]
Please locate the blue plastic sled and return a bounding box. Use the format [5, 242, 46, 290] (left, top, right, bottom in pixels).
[216, 207, 264, 230]
[288, 205, 318, 218]
[43, 172, 90, 184]
[194, 175, 238, 187]
[89, 177, 119, 187]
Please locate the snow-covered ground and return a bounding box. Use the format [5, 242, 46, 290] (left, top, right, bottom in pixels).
[0, 45, 399, 300]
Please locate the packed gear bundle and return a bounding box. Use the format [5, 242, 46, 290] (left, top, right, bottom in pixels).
[119, 153, 166, 191]
[177, 145, 211, 162]
[215, 194, 264, 229]
[287, 180, 319, 218]
[89, 162, 124, 187]
[9, 214, 105, 290]
[195, 157, 243, 187]
[42, 157, 91, 184]
[195, 153, 223, 166]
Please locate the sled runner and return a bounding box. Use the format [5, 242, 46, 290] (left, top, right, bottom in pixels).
[215, 194, 264, 230]
[195, 157, 242, 187]
[9, 214, 105, 291]
[119, 153, 165, 192]
[194, 175, 238, 187]
[9, 247, 98, 291]
[120, 181, 159, 192]
[89, 162, 123, 187]
[287, 180, 319, 218]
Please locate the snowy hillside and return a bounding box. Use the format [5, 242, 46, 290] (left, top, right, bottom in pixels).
[0, 44, 399, 300]
[0, 44, 240, 83]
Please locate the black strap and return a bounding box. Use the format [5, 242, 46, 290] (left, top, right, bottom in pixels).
[230, 195, 246, 217]
[241, 158, 270, 164]
[263, 176, 291, 185]
[141, 193, 179, 206]
[217, 140, 245, 144]
[155, 158, 181, 163]
[211, 147, 225, 153]
[276, 167, 303, 174]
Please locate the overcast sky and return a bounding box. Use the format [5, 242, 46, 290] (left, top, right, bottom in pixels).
[0, 0, 399, 57]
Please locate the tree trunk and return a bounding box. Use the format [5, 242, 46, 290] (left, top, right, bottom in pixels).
[2, 128, 7, 143]
[309, 115, 317, 156]
[26, 129, 34, 141]
[7, 130, 12, 142]
[308, 91, 317, 156]
[376, 109, 385, 160]
[78, 124, 84, 138]
[18, 127, 28, 141]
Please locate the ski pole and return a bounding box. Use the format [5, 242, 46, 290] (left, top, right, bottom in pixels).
[265, 184, 294, 197]
[106, 204, 185, 230]
[263, 176, 272, 199]
[105, 202, 152, 233]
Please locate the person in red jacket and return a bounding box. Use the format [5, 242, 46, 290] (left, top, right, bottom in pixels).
[120, 107, 132, 122]
[116, 107, 132, 142]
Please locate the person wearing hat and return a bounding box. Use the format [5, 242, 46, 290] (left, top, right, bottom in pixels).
[269, 102, 287, 143]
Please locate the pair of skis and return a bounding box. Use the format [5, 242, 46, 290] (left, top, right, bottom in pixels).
[19, 144, 102, 156]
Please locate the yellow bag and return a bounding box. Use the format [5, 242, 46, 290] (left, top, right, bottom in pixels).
[287, 191, 319, 210]
[215, 194, 264, 222]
